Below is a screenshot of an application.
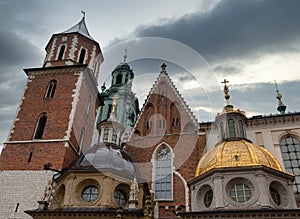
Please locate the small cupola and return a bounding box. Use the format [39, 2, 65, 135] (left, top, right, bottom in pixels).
[275, 80, 287, 114]
[97, 94, 125, 146]
[215, 79, 247, 142]
[111, 50, 134, 87]
[43, 13, 104, 80]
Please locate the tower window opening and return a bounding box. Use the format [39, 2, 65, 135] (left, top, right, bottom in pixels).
[27, 152, 33, 163]
[228, 119, 236, 138]
[125, 74, 129, 83]
[107, 104, 112, 119]
[112, 128, 118, 144]
[45, 80, 57, 98]
[33, 113, 47, 139]
[116, 74, 122, 85]
[103, 127, 109, 142]
[220, 121, 225, 140]
[172, 118, 175, 127]
[86, 96, 91, 115]
[175, 118, 179, 127]
[58, 45, 65, 60]
[79, 48, 86, 64]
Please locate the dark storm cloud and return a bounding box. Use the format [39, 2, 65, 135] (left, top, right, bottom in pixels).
[135, 0, 300, 62]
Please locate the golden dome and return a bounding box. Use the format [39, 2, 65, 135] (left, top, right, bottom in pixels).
[195, 140, 283, 176]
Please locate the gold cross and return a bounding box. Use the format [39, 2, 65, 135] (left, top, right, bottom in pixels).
[221, 79, 229, 86]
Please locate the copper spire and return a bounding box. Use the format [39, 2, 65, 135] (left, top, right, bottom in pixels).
[274, 80, 286, 114]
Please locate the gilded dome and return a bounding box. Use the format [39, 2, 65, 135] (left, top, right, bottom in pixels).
[195, 140, 283, 176]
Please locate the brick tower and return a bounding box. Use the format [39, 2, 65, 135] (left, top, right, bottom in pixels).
[0, 16, 103, 219]
[125, 64, 206, 218]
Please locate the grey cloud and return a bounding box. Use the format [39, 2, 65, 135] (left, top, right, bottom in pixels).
[135, 0, 300, 62]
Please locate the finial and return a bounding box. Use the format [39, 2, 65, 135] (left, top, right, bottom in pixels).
[274, 80, 286, 114]
[222, 79, 230, 105]
[112, 94, 118, 113]
[161, 63, 167, 73]
[101, 82, 106, 92]
[123, 49, 128, 62]
[81, 10, 86, 19]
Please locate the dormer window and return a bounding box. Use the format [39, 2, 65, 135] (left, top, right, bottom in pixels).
[58, 45, 65, 60]
[79, 48, 86, 64]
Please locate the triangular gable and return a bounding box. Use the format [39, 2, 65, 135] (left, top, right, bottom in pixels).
[129, 64, 199, 139]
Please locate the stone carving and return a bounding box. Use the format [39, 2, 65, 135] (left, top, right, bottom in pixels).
[129, 176, 139, 201]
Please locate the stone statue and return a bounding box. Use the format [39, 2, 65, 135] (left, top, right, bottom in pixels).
[129, 176, 139, 201]
[42, 180, 55, 202]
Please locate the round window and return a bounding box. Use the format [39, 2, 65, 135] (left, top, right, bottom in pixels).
[204, 189, 213, 208]
[82, 186, 99, 202]
[229, 183, 251, 203]
[114, 190, 127, 206]
[270, 187, 281, 206]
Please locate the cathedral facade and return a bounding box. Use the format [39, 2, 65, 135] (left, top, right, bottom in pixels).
[0, 17, 300, 219]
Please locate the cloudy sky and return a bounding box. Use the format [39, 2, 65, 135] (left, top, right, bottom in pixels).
[0, 0, 300, 152]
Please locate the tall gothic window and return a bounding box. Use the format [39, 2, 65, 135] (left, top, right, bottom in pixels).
[45, 80, 57, 98]
[228, 119, 236, 138]
[280, 136, 300, 194]
[33, 113, 47, 139]
[155, 146, 172, 200]
[79, 48, 86, 64]
[58, 45, 65, 60]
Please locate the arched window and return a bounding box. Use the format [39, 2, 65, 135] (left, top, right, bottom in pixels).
[228, 119, 236, 138]
[279, 136, 300, 194]
[33, 113, 47, 139]
[103, 127, 110, 142]
[112, 129, 118, 144]
[124, 74, 129, 83]
[220, 121, 225, 140]
[79, 128, 85, 152]
[155, 146, 172, 200]
[58, 45, 65, 60]
[116, 74, 122, 85]
[79, 48, 86, 64]
[238, 120, 244, 138]
[45, 80, 57, 98]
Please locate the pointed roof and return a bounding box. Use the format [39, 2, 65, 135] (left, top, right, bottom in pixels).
[130, 64, 199, 138]
[61, 17, 94, 41]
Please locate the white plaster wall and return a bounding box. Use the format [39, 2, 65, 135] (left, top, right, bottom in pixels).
[0, 170, 53, 219]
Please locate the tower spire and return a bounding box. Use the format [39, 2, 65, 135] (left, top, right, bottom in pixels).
[274, 80, 286, 114]
[123, 49, 128, 63]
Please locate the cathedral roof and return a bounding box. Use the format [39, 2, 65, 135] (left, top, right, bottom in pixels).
[195, 139, 283, 176]
[61, 17, 95, 41]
